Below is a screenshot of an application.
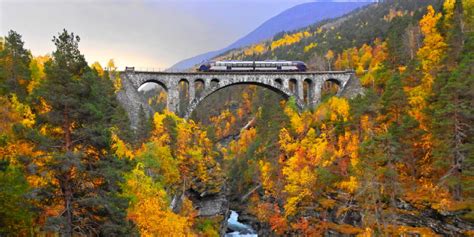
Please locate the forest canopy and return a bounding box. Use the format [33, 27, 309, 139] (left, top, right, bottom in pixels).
[0, 0, 473, 236]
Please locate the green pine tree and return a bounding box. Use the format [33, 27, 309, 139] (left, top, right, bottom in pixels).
[430, 25, 473, 200]
[30, 30, 133, 236]
[0, 30, 32, 99]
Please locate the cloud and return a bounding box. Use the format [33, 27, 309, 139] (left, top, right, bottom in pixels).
[0, 0, 351, 68]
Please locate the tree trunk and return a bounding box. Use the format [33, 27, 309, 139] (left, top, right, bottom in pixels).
[64, 105, 71, 151]
[64, 180, 73, 237]
[62, 105, 74, 236]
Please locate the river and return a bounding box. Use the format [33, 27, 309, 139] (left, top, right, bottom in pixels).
[225, 210, 257, 237]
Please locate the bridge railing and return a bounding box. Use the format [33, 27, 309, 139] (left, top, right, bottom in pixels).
[121, 66, 356, 74]
[123, 67, 190, 73]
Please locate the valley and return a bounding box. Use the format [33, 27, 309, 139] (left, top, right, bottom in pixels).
[0, 0, 473, 236]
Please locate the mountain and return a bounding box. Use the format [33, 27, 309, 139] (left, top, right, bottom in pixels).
[215, 0, 443, 71]
[169, 1, 372, 71]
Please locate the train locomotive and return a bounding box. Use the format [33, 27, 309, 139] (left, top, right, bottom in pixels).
[198, 60, 307, 72]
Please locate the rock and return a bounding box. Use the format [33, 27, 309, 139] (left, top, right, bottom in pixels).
[193, 194, 228, 217]
[341, 209, 362, 226]
[116, 73, 152, 130]
[390, 206, 474, 236]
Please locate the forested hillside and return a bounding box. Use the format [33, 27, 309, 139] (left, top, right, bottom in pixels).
[170, 1, 371, 70]
[0, 0, 473, 236]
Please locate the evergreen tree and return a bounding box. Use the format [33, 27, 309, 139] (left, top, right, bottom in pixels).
[0, 166, 34, 235]
[430, 13, 473, 200]
[30, 30, 133, 236]
[0, 30, 31, 99]
[136, 105, 153, 145]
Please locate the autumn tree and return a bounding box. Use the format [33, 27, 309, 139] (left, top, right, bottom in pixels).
[122, 164, 193, 236]
[0, 96, 36, 235]
[325, 50, 334, 70]
[408, 5, 447, 124]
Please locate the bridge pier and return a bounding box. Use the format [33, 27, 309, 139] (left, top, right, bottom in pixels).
[283, 78, 289, 92]
[297, 80, 304, 103]
[312, 80, 323, 106]
[167, 87, 180, 114]
[189, 81, 195, 107]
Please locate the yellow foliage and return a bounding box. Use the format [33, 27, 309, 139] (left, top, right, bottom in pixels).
[443, 0, 455, 28]
[407, 5, 446, 129]
[152, 110, 180, 145]
[136, 142, 181, 192]
[244, 43, 266, 55]
[9, 94, 35, 127]
[107, 59, 122, 92]
[325, 50, 334, 61]
[225, 128, 256, 160]
[283, 105, 312, 135]
[176, 120, 223, 195]
[123, 164, 194, 236]
[210, 109, 236, 139]
[338, 176, 358, 194]
[111, 129, 134, 159]
[464, 0, 474, 31]
[90, 61, 104, 77]
[28, 55, 50, 94]
[356, 228, 374, 237]
[314, 97, 350, 122]
[334, 39, 387, 87]
[113, 76, 122, 92]
[416, 5, 447, 89]
[259, 160, 275, 195]
[271, 31, 311, 50]
[304, 42, 318, 53]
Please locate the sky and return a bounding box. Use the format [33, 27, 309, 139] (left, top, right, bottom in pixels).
[0, 0, 321, 69]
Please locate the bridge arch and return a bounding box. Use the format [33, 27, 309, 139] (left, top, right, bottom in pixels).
[274, 78, 283, 87]
[194, 78, 205, 99]
[322, 78, 342, 100]
[289, 78, 298, 95]
[325, 78, 342, 86]
[185, 80, 305, 118]
[138, 79, 168, 92]
[303, 78, 313, 105]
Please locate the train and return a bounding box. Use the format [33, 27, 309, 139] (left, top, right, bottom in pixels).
[197, 60, 307, 72]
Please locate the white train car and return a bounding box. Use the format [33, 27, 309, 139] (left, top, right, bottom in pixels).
[198, 60, 307, 72]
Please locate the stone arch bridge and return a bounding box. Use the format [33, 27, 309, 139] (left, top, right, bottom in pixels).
[118, 70, 363, 127]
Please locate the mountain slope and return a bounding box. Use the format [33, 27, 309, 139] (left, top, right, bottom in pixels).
[216, 0, 444, 71]
[169, 1, 372, 70]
